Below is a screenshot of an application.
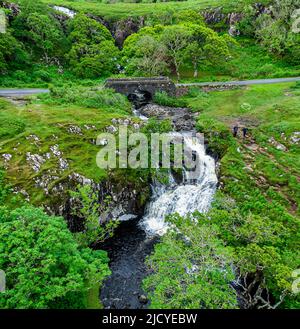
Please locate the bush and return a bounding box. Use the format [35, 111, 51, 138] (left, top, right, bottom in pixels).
[0, 205, 110, 309]
[196, 117, 235, 157]
[187, 87, 208, 98]
[154, 91, 188, 108]
[11, 70, 30, 82]
[45, 85, 131, 112]
[33, 69, 52, 82]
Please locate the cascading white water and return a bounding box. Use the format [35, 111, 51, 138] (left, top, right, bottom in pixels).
[132, 98, 218, 236]
[53, 6, 76, 18]
[139, 133, 218, 236]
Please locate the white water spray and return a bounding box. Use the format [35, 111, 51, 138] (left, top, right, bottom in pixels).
[132, 98, 218, 236]
[139, 132, 218, 236]
[53, 6, 76, 18]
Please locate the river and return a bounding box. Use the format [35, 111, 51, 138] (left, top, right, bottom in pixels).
[99, 99, 218, 309]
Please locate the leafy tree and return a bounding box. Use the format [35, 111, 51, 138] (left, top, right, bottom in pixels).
[183, 24, 233, 78]
[122, 25, 166, 75]
[70, 185, 118, 247]
[0, 205, 110, 309]
[160, 25, 191, 81]
[72, 40, 120, 78]
[207, 194, 300, 309]
[66, 14, 119, 78]
[124, 35, 169, 76]
[0, 31, 28, 74]
[143, 212, 237, 309]
[12, 0, 66, 64]
[123, 22, 233, 80]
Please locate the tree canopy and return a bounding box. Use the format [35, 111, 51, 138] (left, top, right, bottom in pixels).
[122, 22, 234, 80]
[0, 205, 110, 309]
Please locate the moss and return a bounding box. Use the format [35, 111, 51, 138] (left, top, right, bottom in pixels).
[0, 93, 131, 206]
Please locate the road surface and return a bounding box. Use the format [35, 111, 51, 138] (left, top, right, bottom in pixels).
[0, 77, 299, 97]
[176, 77, 300, 87]
[0, 89, 50, 97]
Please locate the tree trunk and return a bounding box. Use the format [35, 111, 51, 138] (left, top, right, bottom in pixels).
[174, 61, 180, 82]
[176, 69, 180, 82]
[193, 62, 198, 78]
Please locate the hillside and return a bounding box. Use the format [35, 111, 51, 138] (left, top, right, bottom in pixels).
[43, 0, 272, 20]
[0, 0, 299, 312]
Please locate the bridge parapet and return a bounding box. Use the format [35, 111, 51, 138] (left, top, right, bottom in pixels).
[104, 77, 176, 98]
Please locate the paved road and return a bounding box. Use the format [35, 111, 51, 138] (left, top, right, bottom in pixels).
[0, 89, 50, 97]
[0, 77, 299, 97]
[176, 77, 300, 87]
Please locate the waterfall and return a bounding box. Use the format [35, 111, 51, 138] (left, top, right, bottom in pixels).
[131, 97, 218, 236]
[53, 6, 76, 18]
[139, 132, 218, 236]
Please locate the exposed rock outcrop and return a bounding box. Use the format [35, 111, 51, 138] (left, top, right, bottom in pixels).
[202, 3, 271, 36]
[0, 1, 20, 20]
[139, 103, 194, 131]
[110, 17, 145, 48]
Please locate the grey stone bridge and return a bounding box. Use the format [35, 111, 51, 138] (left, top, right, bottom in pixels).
[104, 77, 176, 99]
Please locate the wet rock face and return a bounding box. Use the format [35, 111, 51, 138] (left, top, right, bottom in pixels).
[202, 3, 270, 36]
[111, 17, 145, 48]
[1, 1, 20, 20]
[84, 14, 146, 48]
[139, 104, 195, 131]
[64, 173, 149, 232]
[29, 168, 149, 232]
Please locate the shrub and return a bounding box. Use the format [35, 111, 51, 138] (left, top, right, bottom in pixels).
[154, 91, 188, 108]
[46, 86, 131, 112]
[33, 69, 52, 82]
[0, 205, 110, 309]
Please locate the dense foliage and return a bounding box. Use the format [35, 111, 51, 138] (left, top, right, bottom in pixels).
[144, 83, 300, 309]
[238, 0, 300, 64]
[0, 0, 119, 79]
[0, 0, 299, 311]
[0, 205, 110, 308]
[122, 15, 235, 79]
[143, 210, 238, 309]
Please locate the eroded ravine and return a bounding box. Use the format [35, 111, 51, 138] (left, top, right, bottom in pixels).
[99, 95, 218, 309]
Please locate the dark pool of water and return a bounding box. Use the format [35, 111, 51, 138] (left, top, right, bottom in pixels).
[99, 218, 158, 309]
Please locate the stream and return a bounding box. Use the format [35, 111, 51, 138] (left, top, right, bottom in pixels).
[99, 96, 218, 309]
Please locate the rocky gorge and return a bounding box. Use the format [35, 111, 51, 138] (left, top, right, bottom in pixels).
[46, 3, 272, 45]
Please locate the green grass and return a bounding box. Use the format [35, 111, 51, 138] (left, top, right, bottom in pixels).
[182, 82, 300, 217]
[179, 38, 300, 82]
[86, 282, 102, 309]
[0, 65, 107, 88]
[44, 0, 271, 21]
[0, 91, 131, 206]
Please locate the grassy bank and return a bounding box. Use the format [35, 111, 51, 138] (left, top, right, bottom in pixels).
[43, 0, 271, 21]
[0, 87, 131, 206]
[182, 82, 300, 217]
[179, 39, 300, 82]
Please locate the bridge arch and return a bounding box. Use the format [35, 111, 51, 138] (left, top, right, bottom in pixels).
[104, 77, 176, 98]
[127, 89, 152, 106]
